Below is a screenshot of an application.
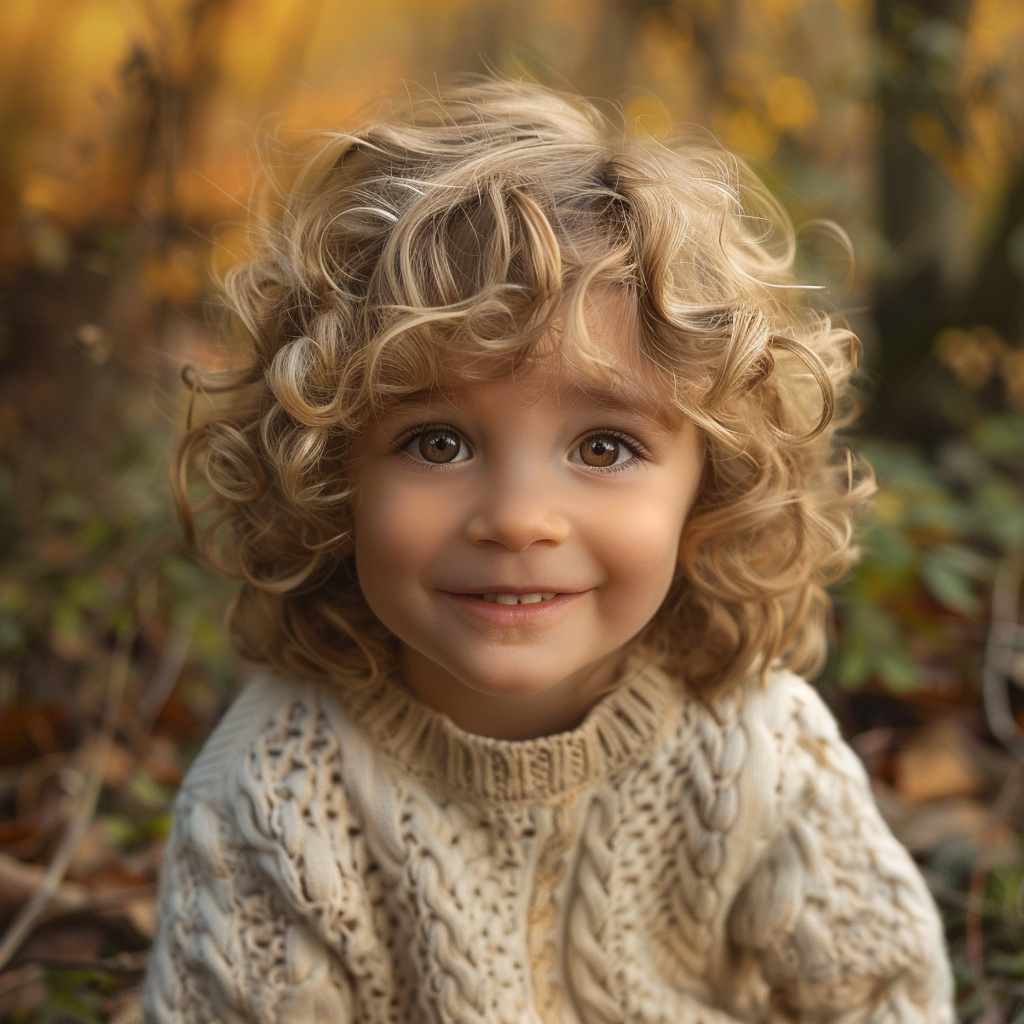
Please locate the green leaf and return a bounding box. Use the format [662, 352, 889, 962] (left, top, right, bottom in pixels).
[835, 603, 919, 690]
[974, 478, 1024, 550]
[972, 414, 1024, 463]
[859, 440, 939, 488]
[99, 813, 144, 849]
[920, 544, 989, 615]
[65, 576, 103, 610]
[42, 493, 91, 523]
[989, 951, 1024, 977]
[877, 646, 920, 691]
[40, 968, 104, 1024]
[837, 632, 870, 688]
[129, 770, 176, 810]
[0, 612, 24, 654]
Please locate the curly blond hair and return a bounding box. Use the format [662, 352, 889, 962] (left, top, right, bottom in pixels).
[176, 76, 872, 694]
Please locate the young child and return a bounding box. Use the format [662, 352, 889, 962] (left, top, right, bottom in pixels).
[145, 79, 955, 1023]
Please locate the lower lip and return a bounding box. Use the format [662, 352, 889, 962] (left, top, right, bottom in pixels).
[441, 591, 587, 625]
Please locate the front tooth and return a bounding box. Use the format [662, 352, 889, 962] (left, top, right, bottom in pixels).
[519, 593, 543, 604]
[495, 594, 518, 605]
[542, 593, 556, 600]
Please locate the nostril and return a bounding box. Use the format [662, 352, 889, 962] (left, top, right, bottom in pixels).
[464, 508, 571, 551]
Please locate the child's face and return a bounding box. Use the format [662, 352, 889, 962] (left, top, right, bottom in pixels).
[352, 298, 703, 738]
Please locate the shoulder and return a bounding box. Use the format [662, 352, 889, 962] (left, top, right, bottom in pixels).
[723, 674, 955, 1015]
[165, 672, 386, 929]
[723, 668, 859, 782]
[178, 671, 333, 806]
[688, 669, 871, 849]
[172, 671, 368, 870]
[721, 666, 836, 734]
[147, 675, 367, 1022]
[178, 671, 316, 800]
[721, 669, 926, 900]
[746, 669, 871, 808]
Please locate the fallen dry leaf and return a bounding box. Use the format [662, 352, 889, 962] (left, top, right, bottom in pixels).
[894, 719, 987, 804]
[0, 850, 90, 928]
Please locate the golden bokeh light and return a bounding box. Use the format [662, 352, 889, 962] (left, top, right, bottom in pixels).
[764, 74, 817, 130]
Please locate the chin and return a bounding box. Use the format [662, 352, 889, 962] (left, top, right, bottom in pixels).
[449, 656, 571, 699]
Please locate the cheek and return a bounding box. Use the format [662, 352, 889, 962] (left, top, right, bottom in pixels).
[617, 506, 683, 579]
[591, 483, 694, 608]
[354, 480, 426, 597]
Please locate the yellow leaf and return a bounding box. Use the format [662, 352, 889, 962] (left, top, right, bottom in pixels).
[624, 94, 672, 140]
[142, 251, 201, 303]
[764, 75, 817, 130]
[723, 107, 777, 159]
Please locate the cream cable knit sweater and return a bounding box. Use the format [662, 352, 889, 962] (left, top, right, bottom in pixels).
[143, 658, 955, 1024]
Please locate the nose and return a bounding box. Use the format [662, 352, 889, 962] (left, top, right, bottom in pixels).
[464, 464, 571, 552]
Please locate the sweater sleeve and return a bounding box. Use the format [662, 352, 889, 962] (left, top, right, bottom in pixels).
[143, 680, 362, 1024]
[727, 676, 955, 1024]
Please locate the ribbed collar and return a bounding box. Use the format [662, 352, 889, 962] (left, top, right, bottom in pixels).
[333, 654, 683, 804]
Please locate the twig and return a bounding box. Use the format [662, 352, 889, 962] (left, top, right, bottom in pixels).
[920, 874, 985, 915]
[42, 884, 157, 924]
[0, 951, 149, 1004]
[7, 951, 149, 979]
[137, 608, 197, 733]
[982, 552, 1024, 755]
[965, 754, 1024, 1024]
[0, 852, 90, 919]
[0, 629, 133, 973]
[0, 963, 43, 1003]
[0, 853, 155, 929]
[967, 863, 1000, 1023]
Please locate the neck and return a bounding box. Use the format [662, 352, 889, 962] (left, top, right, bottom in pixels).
[399, 647, 626, 740]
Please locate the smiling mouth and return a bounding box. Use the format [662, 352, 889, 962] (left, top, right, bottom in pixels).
[443, 589, 585, 622]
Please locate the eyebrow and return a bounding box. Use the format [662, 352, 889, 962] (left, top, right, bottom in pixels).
[564, 379, 682, 429]
[566, 380, 649, 416]
[378, 387, 456, 414]
[380, 379, 681, 428]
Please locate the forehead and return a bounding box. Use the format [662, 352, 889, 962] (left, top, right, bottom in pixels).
[386, 358, 681, 429]
[374, 290, 683, 426]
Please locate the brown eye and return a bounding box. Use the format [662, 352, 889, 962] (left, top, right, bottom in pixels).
[418, 430, 463, 464]
[579, 436, 620, 468]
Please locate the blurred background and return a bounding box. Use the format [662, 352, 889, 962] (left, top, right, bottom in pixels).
[0, 0, 1023, 1020]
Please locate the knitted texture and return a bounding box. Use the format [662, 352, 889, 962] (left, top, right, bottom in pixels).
[144, 660, 955, 1024]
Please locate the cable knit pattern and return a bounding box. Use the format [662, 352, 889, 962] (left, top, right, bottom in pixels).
[144, 660, 955, 1024]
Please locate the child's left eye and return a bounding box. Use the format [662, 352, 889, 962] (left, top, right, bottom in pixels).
[571, 433, 645, 471]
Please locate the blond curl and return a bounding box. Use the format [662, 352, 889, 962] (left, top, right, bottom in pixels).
[175, 76, 874, 694]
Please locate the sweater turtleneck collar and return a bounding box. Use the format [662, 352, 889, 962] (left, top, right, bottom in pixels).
[333, 652, 683, 804]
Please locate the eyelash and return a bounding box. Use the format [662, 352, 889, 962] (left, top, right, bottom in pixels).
[573, 430, 649, 473]
[392, 423, 650, 473]
[394, 423, 469, 471]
